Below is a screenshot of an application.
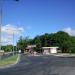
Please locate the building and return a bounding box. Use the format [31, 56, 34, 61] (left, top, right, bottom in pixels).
[0, 50, 4, 55]
[25, 45, 36, 54]
[42, 47, 59, 54]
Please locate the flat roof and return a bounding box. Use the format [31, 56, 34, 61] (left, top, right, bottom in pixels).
[27, 45, 36, 48]
[42, 47, 59, 49]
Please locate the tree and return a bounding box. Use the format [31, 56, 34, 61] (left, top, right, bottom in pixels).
[28, 39, 35, 45]
[70, 37, 75, 53]
[33, 31, 74, 53]
[34, 36, 42, 52]
[5, 45, 13, 52]
[1, 46, 6, 50]
[17, 31, 75, 53]
[50, 31, 72, 53]
[17, 36, 29, 52]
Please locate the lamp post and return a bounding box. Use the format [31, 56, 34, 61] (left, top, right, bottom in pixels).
[6, 29, 15, 56]
[12, 30, 21, 55]
[6, 29, 22, 55]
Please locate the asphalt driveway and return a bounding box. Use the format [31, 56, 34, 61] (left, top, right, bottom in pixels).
[0, 54, 75, 75]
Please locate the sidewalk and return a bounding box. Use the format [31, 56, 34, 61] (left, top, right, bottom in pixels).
[26, 53, 75, 57]
[53, 53, 75, 57]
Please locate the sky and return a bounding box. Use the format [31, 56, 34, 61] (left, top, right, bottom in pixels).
[0, 0, 75, 45]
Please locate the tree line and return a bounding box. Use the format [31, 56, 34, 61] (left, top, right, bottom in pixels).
[1, 31, 75, 53]
[17, 31, 75, 53]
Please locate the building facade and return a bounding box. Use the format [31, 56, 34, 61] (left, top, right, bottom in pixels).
[42, 47, 59, 54]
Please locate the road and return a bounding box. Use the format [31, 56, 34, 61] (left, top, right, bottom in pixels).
[0, 54, 75, 75]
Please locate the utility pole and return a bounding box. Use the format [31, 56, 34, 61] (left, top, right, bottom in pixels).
[0, 0, 19, 52]
[0, 1, 3, 51]
[6, 29, 21, 55]
[13, 31, 14, 56]
[16, 39, 17, 54]
[6, 29, 15, 56]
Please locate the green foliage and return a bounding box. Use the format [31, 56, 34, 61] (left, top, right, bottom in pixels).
[5, 45, 13, 52]
[1, 45, 13, 52]
[17, 36, 29, 50]
[17, 31, 75, 53]
[1, 46, 6, 50]
[49, 31, 72, 53]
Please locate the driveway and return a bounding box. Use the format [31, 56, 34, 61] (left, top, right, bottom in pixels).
[0, 54, 75, 75]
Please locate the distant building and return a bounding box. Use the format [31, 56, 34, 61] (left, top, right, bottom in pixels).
[0, 50, 4, 55]
[42, 47, 59, 54]
[25, 45, 36, 54]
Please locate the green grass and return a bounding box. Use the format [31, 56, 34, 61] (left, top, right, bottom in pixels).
[0, 55, 18, 66]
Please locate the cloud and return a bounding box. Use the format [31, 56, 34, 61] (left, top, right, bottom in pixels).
[0, 24, 25, 45]
[2, 24, 24, 35]
[1, 37, 12, 45]
[63, 27, 75, 36]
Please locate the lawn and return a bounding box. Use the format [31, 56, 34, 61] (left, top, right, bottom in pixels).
[0, 55, 19, 66]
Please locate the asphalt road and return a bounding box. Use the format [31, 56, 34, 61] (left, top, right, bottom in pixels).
[0, 54, 75, 75]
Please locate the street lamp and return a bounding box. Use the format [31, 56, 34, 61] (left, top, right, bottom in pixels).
[6, 29, 22, 55]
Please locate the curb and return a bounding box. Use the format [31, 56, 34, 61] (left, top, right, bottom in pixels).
[53, 54, 75, 57]
[0, 54, 21, 69]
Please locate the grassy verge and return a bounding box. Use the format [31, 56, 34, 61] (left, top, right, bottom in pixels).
[0, 55, 19, 66]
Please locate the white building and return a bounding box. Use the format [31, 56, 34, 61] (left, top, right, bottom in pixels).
[42, 47, 59, 54]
